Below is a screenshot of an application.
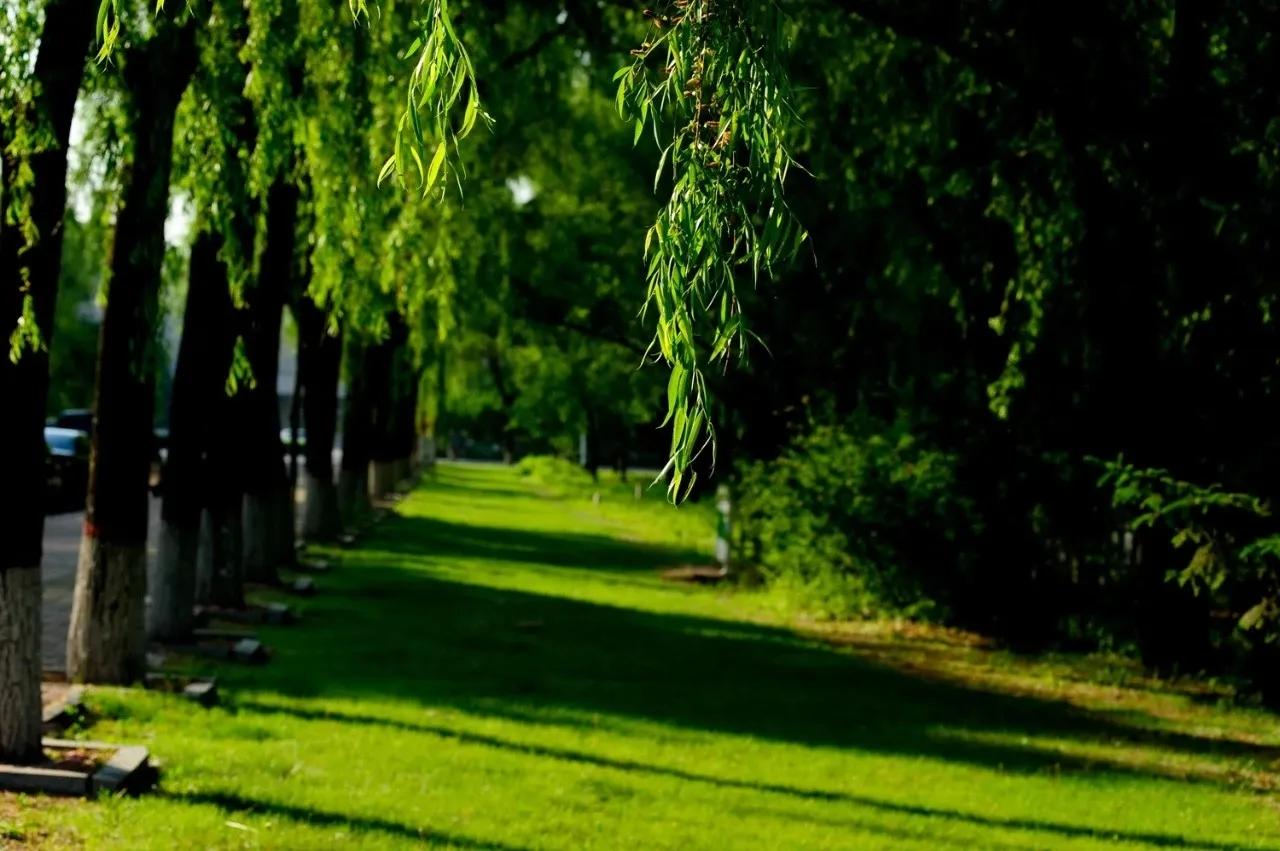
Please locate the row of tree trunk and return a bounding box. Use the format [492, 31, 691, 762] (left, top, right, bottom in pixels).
[0, 1, 423, 763]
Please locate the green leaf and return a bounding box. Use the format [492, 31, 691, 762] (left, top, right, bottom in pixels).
[426, 140, 448, 189]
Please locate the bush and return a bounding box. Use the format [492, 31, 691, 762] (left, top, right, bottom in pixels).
[1100, 458, 1280, 701]
[515, 454, 596, 495]
[735, 416, 978, 620]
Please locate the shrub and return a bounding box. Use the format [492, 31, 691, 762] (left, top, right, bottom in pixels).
[735, 416, 977, 620]
[1100, 458, 1280, 701]
[515, 454, 596, 495]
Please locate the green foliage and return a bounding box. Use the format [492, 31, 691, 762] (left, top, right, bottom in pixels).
[52, 0, 1280, 705]
[3, 0, 63, 360]
[1100, 459, 1280, 641]
[381, 0, 492, 199]
[515, 453, 595, 494]
[616, 0, 806, 497]
[223, 334, 256, 395]
[45, 213, 106, 413]
[736, 416, 976, 620]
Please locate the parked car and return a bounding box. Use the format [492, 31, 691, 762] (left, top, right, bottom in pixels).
[51, 408, 93, 434]
[44, 426, 90, 508]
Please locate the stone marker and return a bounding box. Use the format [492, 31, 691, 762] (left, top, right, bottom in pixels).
[9, 738, 157, 797]
[0, 764, 91, 796]
[92, 745, 150, 794]
[183, 680, 219, 707]
[264, 601, 294, 624]
[194, 628, 256, 642]
[232, 638, 267, 663]
[41, 686, 85, 727]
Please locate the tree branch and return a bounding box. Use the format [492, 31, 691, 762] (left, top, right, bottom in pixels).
[500, 21, 571, 70]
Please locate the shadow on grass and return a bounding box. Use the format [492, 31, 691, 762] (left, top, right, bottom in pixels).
[161, 790, 531, 851]
[364, 514, 707, 572]
[255, 549, 1280, 782]
[230, 700, 1276, 851]
[171, 468, 1280, 850]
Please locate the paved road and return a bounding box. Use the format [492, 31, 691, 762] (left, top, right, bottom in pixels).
[40, 452, 353, 670]
[40, 480, 312, 671]
[41, 498, 162, 671]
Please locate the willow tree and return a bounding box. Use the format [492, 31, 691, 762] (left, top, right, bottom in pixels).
[0, 0, 95, 763]
[66, 8, 198, 683]
[150, 0, 258, 638]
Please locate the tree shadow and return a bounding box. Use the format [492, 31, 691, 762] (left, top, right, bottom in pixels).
[181, 470, 1280, 850]
[245, 540, 1280, 791]
[229, 700, 1280, 851]
[410, 472, 536, 503]
[364, 513, 707, 572]
[160, 789, 532, 851]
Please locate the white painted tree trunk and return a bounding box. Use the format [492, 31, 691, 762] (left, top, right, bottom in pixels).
[206, 504, 244, 609]
[369, 460, 396, 501]
[303, 470, 341, 541]
[393, 458, 412, 489]
[241, 491, 277, 584]
[148, 517, 198, 640]
[194, 509, 214, 606]
[270, 483, 296, 569]
[66, 536, 147, 684]
[338, 466, 370, 527]
[0, 567, 43, 762]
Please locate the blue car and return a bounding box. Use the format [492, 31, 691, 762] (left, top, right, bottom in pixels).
[45, 426, 90, 507]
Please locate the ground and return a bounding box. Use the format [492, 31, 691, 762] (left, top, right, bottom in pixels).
[7, 462, 1280, 849]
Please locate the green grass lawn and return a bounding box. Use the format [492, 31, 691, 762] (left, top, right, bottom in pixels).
[7, 462, 1280, 849]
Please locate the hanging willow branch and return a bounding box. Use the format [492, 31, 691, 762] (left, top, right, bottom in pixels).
[616, 0, 806, 499]
[378, 0, 493, 199]
[95, 0, 490, 200]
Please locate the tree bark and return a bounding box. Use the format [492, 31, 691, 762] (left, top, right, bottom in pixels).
[204, 276, 249, 610]
[339, 340, 373, 522]
[0, 569, 42, 764]
[0, 0, 93, 758]
[486, 349, 518, 464]
[390, 334, 419, 486]
[295, 293, 343, 540]
[238, 178, 297, 584]
[67, 18, 196, 684]
[365, 318, 412, 499]
[150, 232, 235, 639]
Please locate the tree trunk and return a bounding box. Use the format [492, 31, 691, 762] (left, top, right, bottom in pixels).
[365, 331, 394, 501]
[67, 19, 196, 684]
[205, 502, 245, 609]
[204, 301, 249, 610]
[0, 569, 42, 764]
[0, 0, 93, 762]
[486, 349, 517, 464]
[295, 294, 343, 540]
[390, 335, 419, 487]
[339, 340, 373, 522]
[239, 178, 297, 584]
[367, 316, 414, 498]
[150, 233, 232, 640]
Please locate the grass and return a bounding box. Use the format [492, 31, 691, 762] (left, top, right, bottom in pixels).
[8, 461, 1280, 849]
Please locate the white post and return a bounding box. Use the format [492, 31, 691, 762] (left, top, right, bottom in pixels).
[714, 484, 731, 575]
